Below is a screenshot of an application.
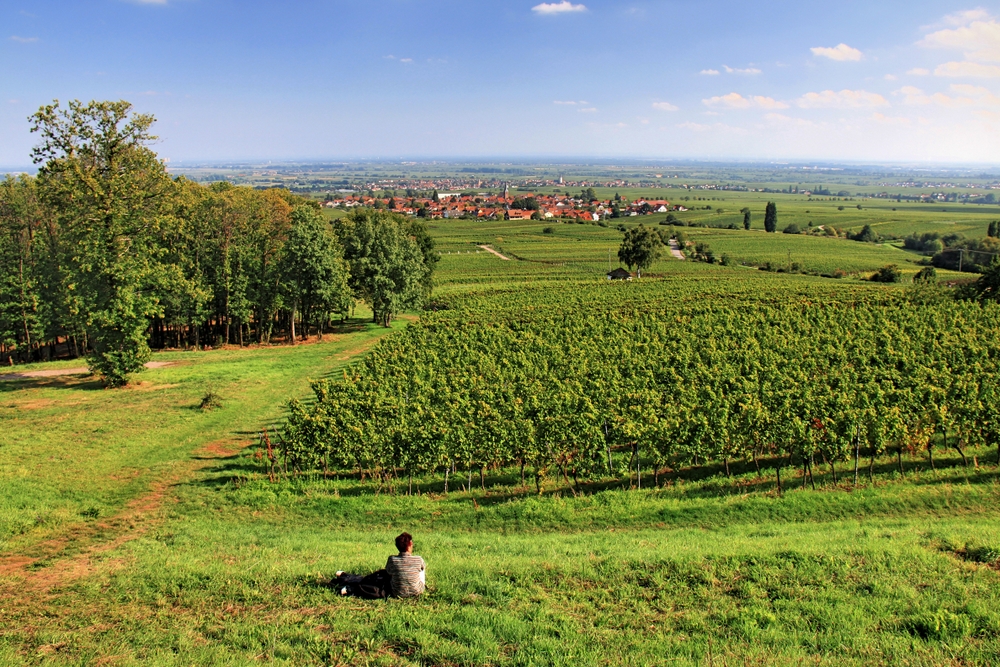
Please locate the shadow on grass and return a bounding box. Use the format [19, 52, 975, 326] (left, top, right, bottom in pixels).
[0, 376, 105, 392]
[186, 441, 1000, 517]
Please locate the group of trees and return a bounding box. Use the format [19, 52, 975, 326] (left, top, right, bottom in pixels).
[0, 100, 435, 385]
[279, 282, 1000, 492]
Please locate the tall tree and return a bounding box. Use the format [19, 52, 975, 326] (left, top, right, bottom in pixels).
[0, 176, 48, 362]
[337, 210, 429, 327]
[764, 202, 777, 233]
[618, 224, 662, 278]
[280, 205, 352, 340]
[742, 207, 752, 231]
[30, 100, 175, 386]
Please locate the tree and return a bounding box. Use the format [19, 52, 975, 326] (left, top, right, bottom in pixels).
[30, 100, 174, 386]
[0, 176, 50, 363]
[783, 223, 801, 235]
[742, 207, 751, 230]
[764, 202, 777, 233]
[869, 265, 902, 283]
[280, 205, 352, 340]
[618, 224, 662, 278]
[432, 190, 440, 203]
[337, 210, 430, 326]
[988, 221, 998, 238]
[959, 258, 1000, 302]
[852, 225, 879, 243]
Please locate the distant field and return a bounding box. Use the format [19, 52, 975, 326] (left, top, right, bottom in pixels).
[429, 215, 965, 278]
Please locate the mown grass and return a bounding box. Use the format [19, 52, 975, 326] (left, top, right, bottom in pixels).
[3, 218, 1000, 665]
[3, 449, 999, 666]
[0, 314, 405, 554]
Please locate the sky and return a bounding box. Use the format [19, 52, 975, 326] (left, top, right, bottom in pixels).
[3, 1, 1000, 165]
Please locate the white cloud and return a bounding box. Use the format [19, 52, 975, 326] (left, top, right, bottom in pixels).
[703, 92, 788, 109]
[399, 58, 413, 63]
[941, 9, 991, 27]
[935, 61, 1000, 77]
[796, 89, 889, 109]
[700, 69, 720, 75]
[919, 13, 1000, 62]
[578, 107, 597, 113]
[553, 100, 588, 105]
[652, 102, 679, 111]
[898, 83, 1000, 108]
[907, 68, 931, 75]
[9, 36, 38, 43]
[532, 1, 586, 15]
[677, 121, 711, 131]
[810, 43, 863, 61]
[723, 65, 762, 75]
[884, 74, 898, 81]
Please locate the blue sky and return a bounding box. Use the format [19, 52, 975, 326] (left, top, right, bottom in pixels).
[3, 1, 1000, 165]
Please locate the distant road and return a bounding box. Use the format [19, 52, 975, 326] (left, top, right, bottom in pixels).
[668, 238, 685, 260]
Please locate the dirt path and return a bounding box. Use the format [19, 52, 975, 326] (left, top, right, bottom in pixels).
[0, 447, 237, 594]
[668, 238, 686, 260]
[478, 244, 511, 261]
[0, 360, 174, 381]
[0, 324, 412, 595]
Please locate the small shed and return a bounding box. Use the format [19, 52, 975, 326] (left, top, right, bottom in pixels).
[607, 268, 632, 281]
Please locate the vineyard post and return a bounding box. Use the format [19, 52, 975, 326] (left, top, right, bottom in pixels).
[636, 443, 641, 490]
[604, 421, 612, 476]
[853, 426, 860, 486]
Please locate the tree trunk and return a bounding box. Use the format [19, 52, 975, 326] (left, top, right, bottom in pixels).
[444, 468, 449, 494]
[290, 308, 296, 344]
[776, 462, 782, 494]
[897, 446, 905, 477]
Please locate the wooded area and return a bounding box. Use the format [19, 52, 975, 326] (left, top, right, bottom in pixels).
[0, 100, 436, 385]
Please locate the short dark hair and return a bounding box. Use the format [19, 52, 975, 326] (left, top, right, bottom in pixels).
[395, 532, 413, 552]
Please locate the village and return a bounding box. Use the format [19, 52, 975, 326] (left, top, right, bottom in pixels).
[323, 187, 680, 222]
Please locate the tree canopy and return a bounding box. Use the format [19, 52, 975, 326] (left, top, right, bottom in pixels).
[618, 224, 662, 277]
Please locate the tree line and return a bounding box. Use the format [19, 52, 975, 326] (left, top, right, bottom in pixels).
[0, 100, 436, 385]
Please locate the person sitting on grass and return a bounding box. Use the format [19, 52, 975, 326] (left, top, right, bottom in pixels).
[333, 532, 426, 599]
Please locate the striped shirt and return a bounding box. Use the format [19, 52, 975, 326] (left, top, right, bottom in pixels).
[386, 553, 426, 597]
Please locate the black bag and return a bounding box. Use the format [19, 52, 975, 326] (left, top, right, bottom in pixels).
[334, 570, 391, 599]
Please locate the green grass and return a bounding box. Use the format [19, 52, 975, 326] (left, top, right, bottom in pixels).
[3, 217, 1000, 665]
[0, 315, 405, 554]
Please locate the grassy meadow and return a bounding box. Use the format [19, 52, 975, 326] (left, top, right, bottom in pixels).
[2, 208, 1000, 666]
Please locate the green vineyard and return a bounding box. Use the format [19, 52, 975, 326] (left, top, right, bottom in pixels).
[282, 277, 1000, 491]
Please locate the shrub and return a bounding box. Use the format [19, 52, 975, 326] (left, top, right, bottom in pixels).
[542, 226, 554, 234]
[838, 205, 845, 211]
[783, 223, 801, 234]
[200, 391, 224, 411]
[913, 266, 937, 283]
[720, 254, 735, 266]
[870, 265, 902, 283]
[851, 224, 879, 243]
[832, 269, 847, 279]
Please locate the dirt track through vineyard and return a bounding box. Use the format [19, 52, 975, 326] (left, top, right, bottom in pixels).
[478, 245, 511, 260]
